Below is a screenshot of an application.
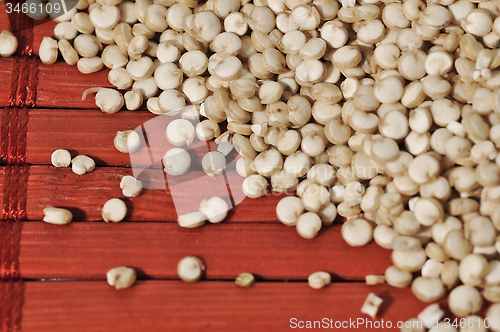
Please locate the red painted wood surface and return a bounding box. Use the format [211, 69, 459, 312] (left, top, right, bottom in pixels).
[19, 221, 392, 280]
[0, 6, 461, 332]
[26, 109, 153, 166]
[22, 280, 446, 332]
[25, 109, 223, 167]
[36, 62, 113, 109]
[26, 166, 286, 221]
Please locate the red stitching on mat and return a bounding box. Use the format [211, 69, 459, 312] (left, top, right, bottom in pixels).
[16, 165, 29, 221]
[7, 219, 23, 279]
[2, 167, 13, 222]
[8, 167, 19, 222]
[0, 165, 15, 223]
[14, 58, 29, 108]
[0, 166, 26, 328]
[11, 11, 34, 57]
[0, 166, 26, 332]
[1, 108, 12, 165]
[0, 222, 10, 277]
[8, 60, 20, 108]
[0, 165, 27, 223]
[0, 221, 20, 280]
[21, 19, 34, 57]
[7, 108, 19, 166]
[1, 106, 29, 165]
[0, 14, 31, 329]
[0, 138, 28, 278]
[0, 111, 28, 281]
[26, 58, 38, 108]
[0, 280, 24, 332]
[16, 107, 29, 165]
[12, 279, 24, 332]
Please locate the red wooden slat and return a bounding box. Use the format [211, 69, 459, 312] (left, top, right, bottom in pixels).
[36, 62, 112, 109]
[22, 280, 440, 332]
[26, 109, 218, 167]
[26, 165, 283, 221]
[0, 9, 463, 330]
[26, 109, 155, 166]
[19, 221, 392, 280]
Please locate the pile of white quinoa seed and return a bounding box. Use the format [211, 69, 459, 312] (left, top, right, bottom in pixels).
[4, 0, 500, 328]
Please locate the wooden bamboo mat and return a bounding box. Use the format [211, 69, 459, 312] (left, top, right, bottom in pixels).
[0, 5, 462, 332]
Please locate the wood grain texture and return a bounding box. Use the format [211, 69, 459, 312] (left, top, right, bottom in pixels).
[26, 109, 155, 166]
[22, 280, 444, 332]
[36, 62, 113, 109]
[0, 9, 451, 331]
[19, 221, 392, 280]
[25, 165, 291, 221]
[26, 109, 219, 167]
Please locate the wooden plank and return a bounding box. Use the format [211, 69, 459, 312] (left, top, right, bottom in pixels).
[22, 280, 451, 332]
[19, 222, 391, 280]
[36, 62, 112, 109]
[26, 109, 155, 166]
[25, 165, 282, 221]
[26, 109, 219, 167]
